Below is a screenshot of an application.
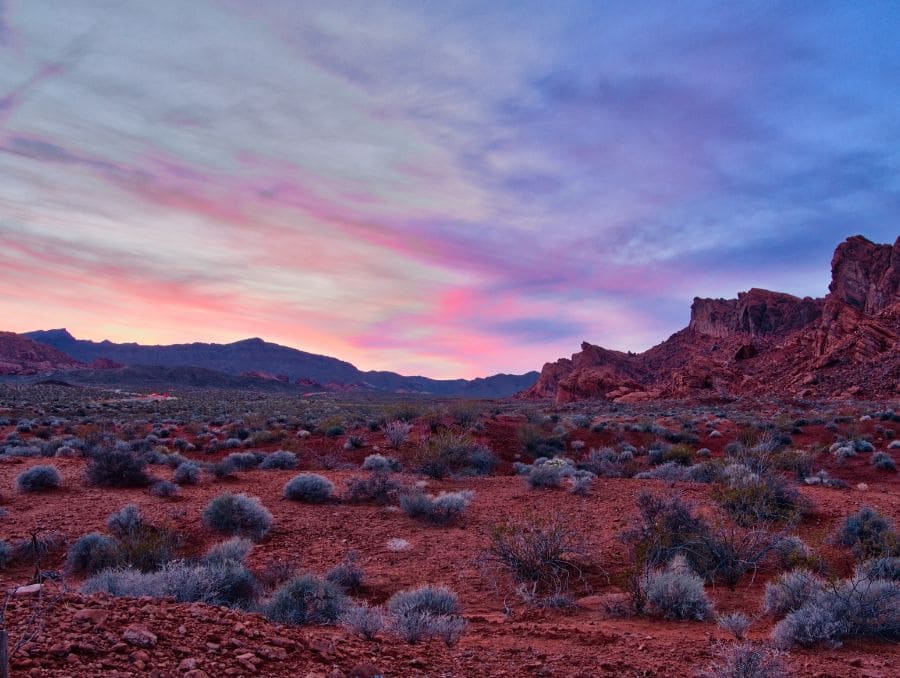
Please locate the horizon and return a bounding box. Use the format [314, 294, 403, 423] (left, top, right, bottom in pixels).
[2, 3, 900, 378]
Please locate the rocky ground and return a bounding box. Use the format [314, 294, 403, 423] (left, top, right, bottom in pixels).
[0, 398, 897, 677]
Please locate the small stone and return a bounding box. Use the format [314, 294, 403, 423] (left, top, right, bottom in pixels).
[13, 584, 42, 596]
[122, 625, 157, 648]
[74, 608, 110, 625]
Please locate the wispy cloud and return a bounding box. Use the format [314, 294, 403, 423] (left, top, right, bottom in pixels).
[1, 0, 898, 377]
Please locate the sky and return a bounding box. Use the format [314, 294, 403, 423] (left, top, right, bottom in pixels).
[1, 1, 898, 379]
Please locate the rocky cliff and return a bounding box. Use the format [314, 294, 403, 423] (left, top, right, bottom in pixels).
[0, 332, 83, 375]
[521, 235, 899, 402]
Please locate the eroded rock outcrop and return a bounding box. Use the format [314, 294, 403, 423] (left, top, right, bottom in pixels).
[520, 235, 899, 402]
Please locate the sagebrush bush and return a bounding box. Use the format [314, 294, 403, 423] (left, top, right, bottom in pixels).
[414, 431, 488, 479]
[283, 473, 334, 503]
[82, 560, 258, 608]
[399, 489, 473, 525]
[836, 507, 898, 559]
[150, 479, 180, 498]
[346, 471, 400, 504]
[697, 642, 788, 678]
[67, 532, 120, 575]
[387, 585, 465, 645]
[340, 603, 385, 639]
[484, 517, 584, 598]
[222, 451, 260, 470]
[383, 421, 412, 449]
[856, 557, 900, 582]
[361, 453, 399, 472]
[16, 465, 62, 492]
[203, 493, 273, 541]
[0, 540, 10, 569]
[259, 450, 298, 470]
[326, 553, 364, 593]
[772, 577, 899, 647]
[173, 461, 201, 485]
[204, 537, 252, 565]
[86, 449, 150, 487]
[717, 611, 752, 640]
[763, 569, 824, 618]
[713, 472, 804, 526]
[640, 556, 713, 620]
[107, 504, 142, 538]
[871, 453, 896, 472]
[264, 574, 346, 625]
[108, 510, 178, 572]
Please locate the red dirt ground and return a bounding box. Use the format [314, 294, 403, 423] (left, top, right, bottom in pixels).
[0, 404, 897, 677]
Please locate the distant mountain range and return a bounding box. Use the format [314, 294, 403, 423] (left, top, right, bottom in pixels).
[15, 330, 538, 397]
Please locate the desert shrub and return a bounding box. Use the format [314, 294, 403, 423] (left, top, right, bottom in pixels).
[82, 560, 258, 608]
[468, 446, 498, 475]
[400, 490, 473, 525]
[203, 493, 273, 541]
[579, 448, 634, 478]
[640, 556, 713, 620]
[717, 611, 752, 640]
[283, 473, 334, 503]
[112, 517, 179, 573]
[204, 537, 252, 565]
[212, 458, 238, 479]
[387, 585, 465, 645]
[12, 532, 66, 565]
[871, 453, 896, 472]
[344, 434, 366, 450]
[258, 449, 299, 470]
[484, 516, 584, 599]
[763, 569, 824, 618]
[856, 557, 900, 582]
[636, 461, 690, 482]
[340, 603, 385, 640]
[345, 472, 401, 505]
[383, 421, 412, 449]
[772, 577, 899, 647]
[569, 471, 595, 496]
[621, 492, 776, 588]
[772, 536, 824, 572]
[361, 453, 400, 472]
[67, 532, 120, 575]
[16, 465, 62, 492]
[107, 504, 143, 538]
[264, 574, 347, 625]
[150, 480, 180, 498]
[86, 449, 150, 487]
[526, 462, 568, 489]
[326, 553, 364, 593]
[0, 541, 10, 569]
[662, 444, 694, 466]
[517, 424, 565, 460]
[713, 472, 804, 526]
[697, 643, 788, 678]
[835, 507, 898, 559]
[414, 431, 487, 479]
[222, 451, 259, 470]
[773, 449, 815, 479]
[173, 461, 200, 485]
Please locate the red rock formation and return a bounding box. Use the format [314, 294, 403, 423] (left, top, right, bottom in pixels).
[0, 332, 82, 375]
[520, 235, 899, 402]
